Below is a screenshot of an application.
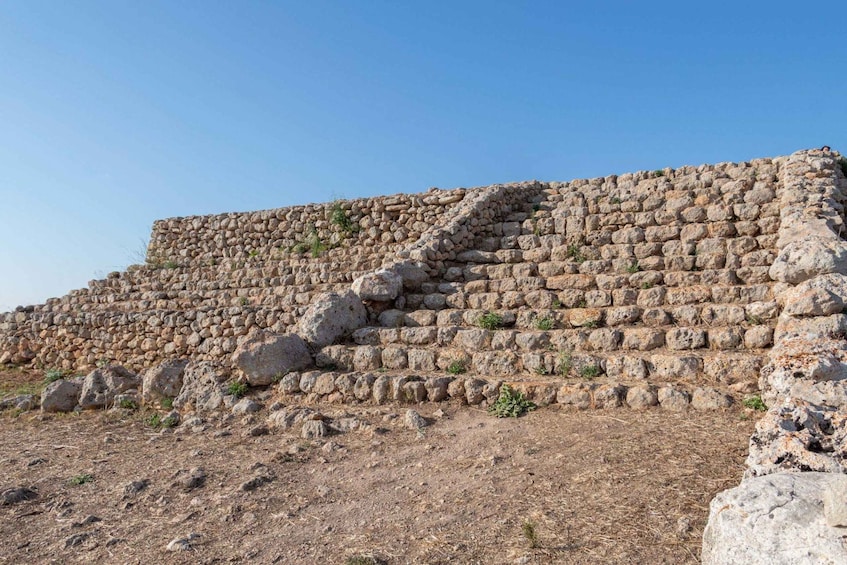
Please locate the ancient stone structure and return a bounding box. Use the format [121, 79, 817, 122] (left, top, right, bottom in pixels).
[2, 148, 846, 563]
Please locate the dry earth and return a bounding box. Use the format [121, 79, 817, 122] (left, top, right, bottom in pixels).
[0, 367, 759, 564]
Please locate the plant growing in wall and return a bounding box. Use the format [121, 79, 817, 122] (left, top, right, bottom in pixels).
[489, 385, 536, 418]
[330, 202, 360, 235]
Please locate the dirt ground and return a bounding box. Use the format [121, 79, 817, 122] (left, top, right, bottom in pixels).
[0, 367, 758, 565]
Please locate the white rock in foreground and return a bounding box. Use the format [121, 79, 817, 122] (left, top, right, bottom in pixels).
[703, 472, 847, 565]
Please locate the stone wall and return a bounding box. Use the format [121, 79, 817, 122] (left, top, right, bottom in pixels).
[702, 149, 847, 564]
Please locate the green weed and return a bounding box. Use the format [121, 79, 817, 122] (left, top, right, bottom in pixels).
[743, 395, 767, 411]
[580, 365, 601, 379]
[69, 473, 93, 486]
[626, 262, 641, 274]
[489, 385, 536, 418]
[447, 360, 467, 375]
[534, 317, 554, 331]
[227, 381, 249, 398]
[478, 312, 503, 331]
[330, 202, 359, 234]
[557, 350, 573, 377]
[522, 520, 540, 548]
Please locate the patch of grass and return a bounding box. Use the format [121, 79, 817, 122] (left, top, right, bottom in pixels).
[534, 317, 554, 331]
[239, 297, 249, 306]
[743, 395, 767, 411]
[551, 298, 562, 309]
[489, 385, 536, 418]
[610, 196, 622, 205]
[227, 381, 249, 398]
[330, 202, 359, 235]
[163, 260, 179, 269]
[522, 519, 539, 548]
[69, 473, 93, 486]
[584, 320, 600, 329]
[567, 244, 586, 264]
[43, 368, 67, 385]
[161, 397, 174, 409]
[746, 315, 763, 325]
[118, 398, 138, 410]
[641, 282, 654, 290]
[146, 412, 177, 429]
[447, 360, 467, 375]
[345, 557, 380, 565]
[579, 365, 601, 379]
[248, 249, 259, 258]
[576, 299, 587, 308]
[626, 262, 641, 274]
[557, 350, 573, 377]
[477, 312, 503, 331]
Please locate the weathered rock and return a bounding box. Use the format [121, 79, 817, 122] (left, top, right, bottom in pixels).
[231, 398, 261, 415]
[141, 359, 188, 404]
[657, 387, 690, 411]
[301, 419, 329, 439]
[0, 486, 37, 505]
[703, 472, 847, 565]
[351, 269, 403, 302]
[79, 365, 140, 409]
[295, 290, 367, 348]
[625, 386, 658, 409]
[691, 387, 733, 410]
[41, 378, 81, 413]
[232, 331, 312, 386]
[404, 409, 429, 430]
[769, 236, 847, 284]
[173, 361, 229, 413]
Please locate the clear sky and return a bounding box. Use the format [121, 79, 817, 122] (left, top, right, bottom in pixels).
[1, 1, 845, 311]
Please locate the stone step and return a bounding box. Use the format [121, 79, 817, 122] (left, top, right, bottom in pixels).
[275, 370, 741, 411]
[317, 342, 765, 389]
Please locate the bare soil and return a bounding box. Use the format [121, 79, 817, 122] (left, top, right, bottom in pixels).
[0, 367, 758, 565]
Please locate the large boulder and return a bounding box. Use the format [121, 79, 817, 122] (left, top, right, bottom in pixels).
[142, 359, 188, 404]
[232, 331, 312, 386]
[41, 378, 82, 412]
[78, 365, 140, 409]
[703, 472, 847, 564]
[295, 290, 367, 349]
[351, 269, 402, 302]
[173, 361, 230, 413]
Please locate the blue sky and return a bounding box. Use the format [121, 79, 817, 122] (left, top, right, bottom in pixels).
[1, 1, 845, 311]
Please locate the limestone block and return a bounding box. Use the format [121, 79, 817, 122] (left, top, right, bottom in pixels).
[232, 331, 312, 386]
[769, 237, 847, 284]
[41, 378, 82, 413]
[79, 365, 140, 410]
[295, 290, 367, 348]
[173, 361, 230, 413]
[666, 327, 707, 350]
[142, 359, 188, 404]
[351, 269, 403, 302]
[703, 473, 847, 565]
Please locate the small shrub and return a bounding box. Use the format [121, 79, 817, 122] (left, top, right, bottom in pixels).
[147, 413, 177, 429]
[641, 282, 653, 290]
[489, 385, 536, 418]
[330, 202, 359, 234]
[557, 351, 573, 377]
[533, 365, 550, 376]
[654, 169, 664, 177]
[610, 196, 622, 205]
[743, 395, 767, 411]
[746, 315, 763, 325]
[580, 365, 601, 379]
[567, 244, 586, 263]
[345, 557, 379, 565]
[161, 397, 174, 409]
[69, 473, 93, 486]
[478, 312, 503, 331]
[447, 360, 467, 375]
[163, 260, 179, 269]
[551, 299, 563, 309]
[522, 520, 539, 548]
[626, 262, 641, 274]
[534, 317, 554, 331]
[576, 299, 587, 308]
[227, 381, 249, 398]
[118, 398, 138, 410]
[43, 368, 66, 385]
[248, 249, 259, 258]
[239, 297, 249, 306]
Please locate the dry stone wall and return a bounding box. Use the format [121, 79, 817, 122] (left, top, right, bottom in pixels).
[703, 149, 847, 564]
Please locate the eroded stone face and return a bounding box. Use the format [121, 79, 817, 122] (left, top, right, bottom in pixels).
[232, 331, 312, 386]
[295, 290, 367, 349]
